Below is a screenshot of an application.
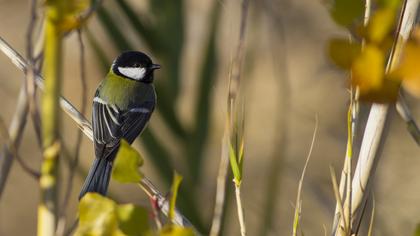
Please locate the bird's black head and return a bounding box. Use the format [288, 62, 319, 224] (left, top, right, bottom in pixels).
[112, 51, 160, 83]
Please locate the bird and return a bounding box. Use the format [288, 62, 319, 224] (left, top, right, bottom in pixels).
[79, 51, 160, 199]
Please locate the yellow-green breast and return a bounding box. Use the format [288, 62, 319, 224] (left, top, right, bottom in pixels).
[98, 71, 155, 109]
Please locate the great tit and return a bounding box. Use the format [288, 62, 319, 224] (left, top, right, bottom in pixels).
[79, 51, 160, 199]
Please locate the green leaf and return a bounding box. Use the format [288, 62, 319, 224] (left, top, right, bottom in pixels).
[328, 38, 361, 69]
[228, 142, 241, 185]
[330, 0, 364, 27]
[169, 172, 183, 222]
[117, 204, 150, 235]
[112, 139, 143, 183]
[159, 225, 195, 236]
[75, 193, 120, 236]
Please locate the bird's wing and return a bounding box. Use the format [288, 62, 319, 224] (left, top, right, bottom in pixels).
[92, 97, 123, 159]
[92, 97, 154, 160]
[119, 100, 155, 143]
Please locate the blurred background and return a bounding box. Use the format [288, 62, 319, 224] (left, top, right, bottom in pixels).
[0, 0, 419, 235]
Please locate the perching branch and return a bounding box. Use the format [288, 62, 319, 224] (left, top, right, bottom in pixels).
[0, 35, 194, 229]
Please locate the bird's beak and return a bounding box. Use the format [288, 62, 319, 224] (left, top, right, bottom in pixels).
[150, 64, 161, 70]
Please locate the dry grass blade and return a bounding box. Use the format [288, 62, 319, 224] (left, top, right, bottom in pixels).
[367, 196, 375, 236]
[329, 165, 347, 235]
[292, 116, 318, 236]
[209, 129, 230, 236]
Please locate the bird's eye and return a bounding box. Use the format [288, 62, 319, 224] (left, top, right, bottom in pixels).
[133, 63, 141, 68]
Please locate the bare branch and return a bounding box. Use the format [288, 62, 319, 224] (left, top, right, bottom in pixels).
[0, 115, 40, 178]
[0, 86, 30, 198]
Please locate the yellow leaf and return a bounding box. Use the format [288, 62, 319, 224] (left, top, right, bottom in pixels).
[351, 45, 385, 93]
[112, 139, 144, 183]
[328, 38, 361, 69]
[391, 41, 420, 97]
[75, 193, 119, 236]
[366, 8, 396, 44]
[159, 225, 195, 236]
[117, 204, 151, 235]
[168, 172, 183, 222]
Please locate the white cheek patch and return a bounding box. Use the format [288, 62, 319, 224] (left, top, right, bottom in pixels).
[118, 67, 146, 80]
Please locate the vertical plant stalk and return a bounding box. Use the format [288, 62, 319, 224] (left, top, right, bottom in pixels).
[235, 182, 246, 236]
[38, 5, 63, 236]
[210, 0, 249, 236]
[333, 1, 420, 235]
[331, 0, 370, 232]
[209, 130, 230, 236]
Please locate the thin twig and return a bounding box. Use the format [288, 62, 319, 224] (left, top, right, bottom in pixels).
[0, 86, 30, 198]
[149, 196, 163, 230]
[57, 29, 88, 236]
[0, 36, 93, 140]
[367, 195, 375, 236]
[0, 36, 195, 229]
[235, 183, 246, 236]
[0, 116, 40, 178]
[138, 179, 194, 228]
[209, 130, 230, 236]
[330, 165, 348, 235]
[25, 0, 43, 148]
[292, 116, 318, 236]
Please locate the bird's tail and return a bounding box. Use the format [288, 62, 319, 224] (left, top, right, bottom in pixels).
[79, 158, 113, 200]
